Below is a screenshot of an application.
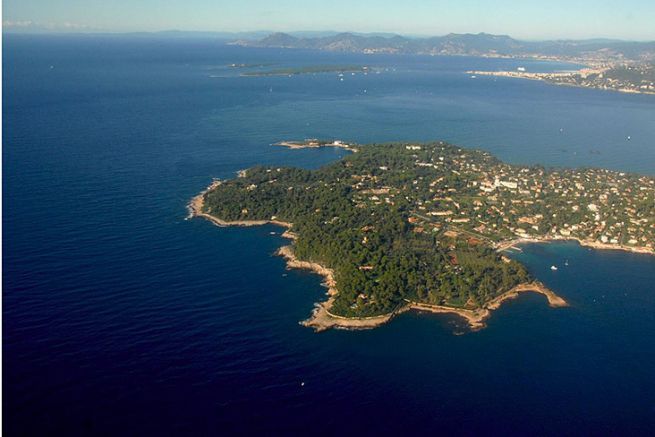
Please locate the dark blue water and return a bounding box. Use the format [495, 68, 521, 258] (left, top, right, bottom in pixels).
[4, 34, 655, 435]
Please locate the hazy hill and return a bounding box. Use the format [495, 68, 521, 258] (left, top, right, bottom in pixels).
[234, 32, 655, 62]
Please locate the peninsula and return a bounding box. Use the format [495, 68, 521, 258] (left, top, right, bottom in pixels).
[190, 141, 654, 331]
[468, 63, 655, 95]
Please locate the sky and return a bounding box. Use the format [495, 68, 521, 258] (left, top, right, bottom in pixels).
[3, 0, 655, 40]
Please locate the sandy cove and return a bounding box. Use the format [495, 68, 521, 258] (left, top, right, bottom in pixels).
[496, 236, 654, 256]
[189, 181, 568, 332]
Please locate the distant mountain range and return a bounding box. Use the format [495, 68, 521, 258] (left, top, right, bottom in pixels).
[233, 32, 655, 63]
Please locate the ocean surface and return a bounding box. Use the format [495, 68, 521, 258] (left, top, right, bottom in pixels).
[4, 34, 655, 435]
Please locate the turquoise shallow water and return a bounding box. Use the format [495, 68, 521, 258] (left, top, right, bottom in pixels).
[4, 34, 655, 435]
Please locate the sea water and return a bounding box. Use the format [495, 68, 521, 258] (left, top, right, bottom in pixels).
[4, 34, 655, 434]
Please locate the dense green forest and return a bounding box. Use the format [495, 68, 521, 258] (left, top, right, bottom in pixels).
[203, 143, 532, 317]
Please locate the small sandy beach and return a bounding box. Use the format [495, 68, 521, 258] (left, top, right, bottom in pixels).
[497, 236, 654, 256]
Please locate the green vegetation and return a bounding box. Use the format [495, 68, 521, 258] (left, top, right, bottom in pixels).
[203, 142, 654, 317]
[605, 64, 655, 83]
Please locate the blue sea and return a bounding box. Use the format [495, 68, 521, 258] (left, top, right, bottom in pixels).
[4, 34, 655, 435]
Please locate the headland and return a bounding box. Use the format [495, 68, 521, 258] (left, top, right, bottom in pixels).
[190, 140, 654, 332]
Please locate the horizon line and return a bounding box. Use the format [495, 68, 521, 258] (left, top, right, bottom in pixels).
[3, 27, 655, 43]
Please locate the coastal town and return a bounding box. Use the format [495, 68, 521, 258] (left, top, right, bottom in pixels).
[354, 142, 655, 253]
[274, 139, 654, 254]
[468, 63, 655, 95]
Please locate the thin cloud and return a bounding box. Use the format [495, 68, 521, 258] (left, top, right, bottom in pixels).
[3, 20, 98, 32]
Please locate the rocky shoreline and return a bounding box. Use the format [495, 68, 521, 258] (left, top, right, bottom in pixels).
[275, 246, 402, 331]
[279, 238, 568, 332]
[187, 180, 295, 231]
[189, 180, 571, 332]
[407, 281, 567, 331]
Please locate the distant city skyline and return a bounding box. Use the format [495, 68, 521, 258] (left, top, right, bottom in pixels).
[3, 0, 655, 41]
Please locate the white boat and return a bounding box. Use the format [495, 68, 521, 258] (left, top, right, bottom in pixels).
[551, 265, 558, 271]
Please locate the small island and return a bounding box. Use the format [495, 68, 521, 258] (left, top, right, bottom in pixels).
[273, 138, 354, 150]
[189, 141, 654, 331]
[241, 65, 371, 77]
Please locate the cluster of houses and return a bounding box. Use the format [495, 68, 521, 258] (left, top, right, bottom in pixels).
[348, 144, 654, 251]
